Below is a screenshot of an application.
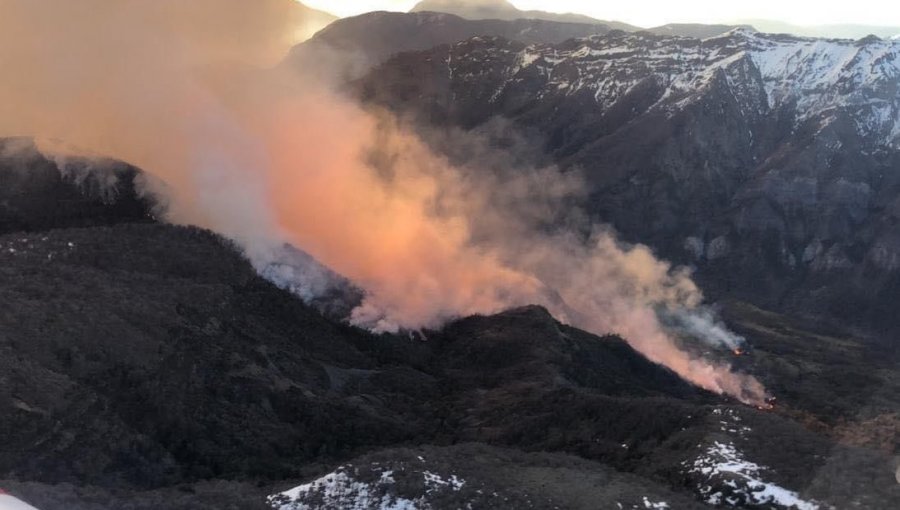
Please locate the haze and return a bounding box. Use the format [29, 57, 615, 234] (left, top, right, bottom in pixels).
[301, 0, 900, 29]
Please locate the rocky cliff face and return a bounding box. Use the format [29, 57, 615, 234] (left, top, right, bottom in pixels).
[356, 29, 900, 333]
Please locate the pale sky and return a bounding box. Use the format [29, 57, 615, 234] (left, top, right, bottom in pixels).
[300, 0, 900, 28]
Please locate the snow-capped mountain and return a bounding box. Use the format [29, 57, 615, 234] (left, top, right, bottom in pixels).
[440, 28, 900, 146]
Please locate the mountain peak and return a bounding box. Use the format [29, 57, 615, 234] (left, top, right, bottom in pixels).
[857, 34, 884, 45]
[720, 25, 759, 37]
[412, 0, 531, 19]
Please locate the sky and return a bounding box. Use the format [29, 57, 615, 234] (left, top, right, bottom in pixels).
[300, 0, 900, 29]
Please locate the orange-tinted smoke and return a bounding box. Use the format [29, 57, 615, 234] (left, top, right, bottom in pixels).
[0, 0, 768, 405]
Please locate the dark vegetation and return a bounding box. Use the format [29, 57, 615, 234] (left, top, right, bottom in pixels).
[0, 221, 715, 485]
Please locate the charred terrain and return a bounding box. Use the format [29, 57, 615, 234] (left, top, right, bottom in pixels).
[1, 5, 900, 510]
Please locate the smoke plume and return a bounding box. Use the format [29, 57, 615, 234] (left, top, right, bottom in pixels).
[0, 0, 767, 405]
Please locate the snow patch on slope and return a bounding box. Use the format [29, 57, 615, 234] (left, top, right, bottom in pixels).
[269, 469, 417, 510]
[269, 466, 466, 510]
[684, 441, 821, 509]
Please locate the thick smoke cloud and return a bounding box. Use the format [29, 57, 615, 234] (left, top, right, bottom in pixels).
[0, 0, 767, 405]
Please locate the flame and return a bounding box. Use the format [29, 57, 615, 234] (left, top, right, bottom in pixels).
[756, 396, 777, 411]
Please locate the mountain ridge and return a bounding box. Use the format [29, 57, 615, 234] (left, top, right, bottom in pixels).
[410, 0, 640, 31]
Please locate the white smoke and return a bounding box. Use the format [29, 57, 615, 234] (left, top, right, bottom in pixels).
[661, 307, 747, 350]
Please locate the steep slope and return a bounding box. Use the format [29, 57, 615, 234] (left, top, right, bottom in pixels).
[356, 29, 900, 334]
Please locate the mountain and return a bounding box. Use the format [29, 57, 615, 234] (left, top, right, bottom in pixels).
[284, 11, 616, 76]
[1, 142, 897, 508]
[410, 0, 639, 31]
[356, 28, 900, 335]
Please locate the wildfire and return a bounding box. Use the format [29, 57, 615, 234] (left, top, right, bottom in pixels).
[733, 347, 749, 356]
[756, 396, 778, 411]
